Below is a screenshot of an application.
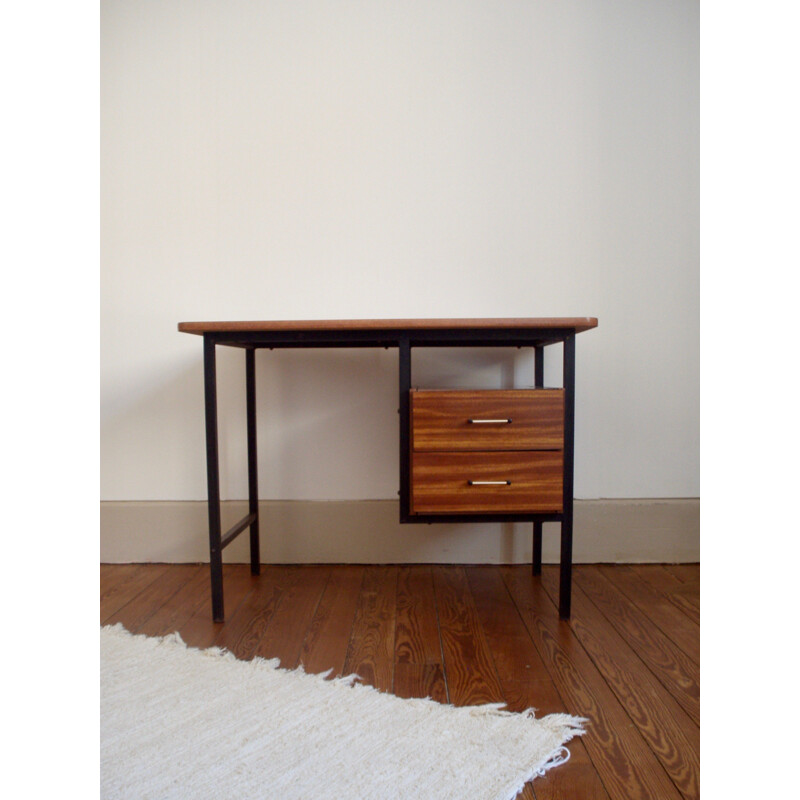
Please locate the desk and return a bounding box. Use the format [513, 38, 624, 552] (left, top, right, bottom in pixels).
[178, 318, 597, 621]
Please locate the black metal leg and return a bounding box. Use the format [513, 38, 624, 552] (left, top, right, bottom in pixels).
[204, 335, 225, 622]
[559, 335, 576, 619]
[534, 344, 544, 388]
[532, 344, 544, 576]
[398, 338, 411, 520]
[246, 348, 261, 575]
[532, 521, 543, 575]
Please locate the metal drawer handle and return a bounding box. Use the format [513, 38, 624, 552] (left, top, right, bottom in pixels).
[467, 418, 512, 424]
[468, 480, 511, 486]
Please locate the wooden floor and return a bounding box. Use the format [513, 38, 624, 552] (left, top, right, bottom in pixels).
[101, 563, 699, 800]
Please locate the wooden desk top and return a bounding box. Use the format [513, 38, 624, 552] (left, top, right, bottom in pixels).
[178, 318, 598, 335]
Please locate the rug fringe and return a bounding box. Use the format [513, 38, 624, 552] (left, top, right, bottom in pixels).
[498, 744, 580, 800]
[102, 624, 588, 731]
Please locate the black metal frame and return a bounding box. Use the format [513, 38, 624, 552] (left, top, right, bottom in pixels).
[202, 325, 580, 621]
[532, 344, 545, 577]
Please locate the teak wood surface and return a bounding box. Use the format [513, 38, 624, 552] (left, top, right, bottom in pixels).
[177, 317, 599, 335]
[410, 451, 564, 514]
[411, 389, 565, 451]
[101, 563, 699, 800]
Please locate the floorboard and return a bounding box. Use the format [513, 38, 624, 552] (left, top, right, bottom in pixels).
[661, 564, 700, 584]
[299, 565, 364, 676]
[100, 563, 171, 623]
[502, 567, 684, 800]
[252, 566, 331, 668]
[466, 567, 609, 800]
[213, 566, 300, 660]
[135, 566, 210, 638]
[540, 568, 699, 799]
[433, 566, 505, 708]
[393, 566, 448, 703]
[598, 566, 699, 664]
[574, 566, 700, 727]
[101, 562, 700, 799]
[179, 565, 261, 649]
[103, 564, 199, 630]
[343, 566, 398, 692]
[630, 565, 700, 625]
[100, 564, 140, 598]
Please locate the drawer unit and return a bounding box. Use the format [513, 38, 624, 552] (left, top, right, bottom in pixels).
[411, 451, 564, 513]
[409, 389, 565, 515]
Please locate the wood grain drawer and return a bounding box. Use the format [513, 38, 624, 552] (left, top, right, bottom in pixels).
[410, 451, 563, 514]
[410, 389, 564, 451]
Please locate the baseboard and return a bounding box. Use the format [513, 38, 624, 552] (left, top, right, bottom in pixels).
[100, 498, 699, 564]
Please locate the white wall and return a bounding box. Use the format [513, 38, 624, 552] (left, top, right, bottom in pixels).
[101, 0, 698, 508]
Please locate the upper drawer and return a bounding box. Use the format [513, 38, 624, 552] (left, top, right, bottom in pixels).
[410, 389, 564, 451]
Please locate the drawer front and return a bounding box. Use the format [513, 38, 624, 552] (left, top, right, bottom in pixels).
[411, 451, 563, 514]
[411, 390, 564, 451]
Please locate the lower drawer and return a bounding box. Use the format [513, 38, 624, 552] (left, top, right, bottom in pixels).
[410, 451, 563, 514]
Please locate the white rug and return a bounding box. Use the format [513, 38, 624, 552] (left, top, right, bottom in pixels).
[101, 624, 585, 800]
